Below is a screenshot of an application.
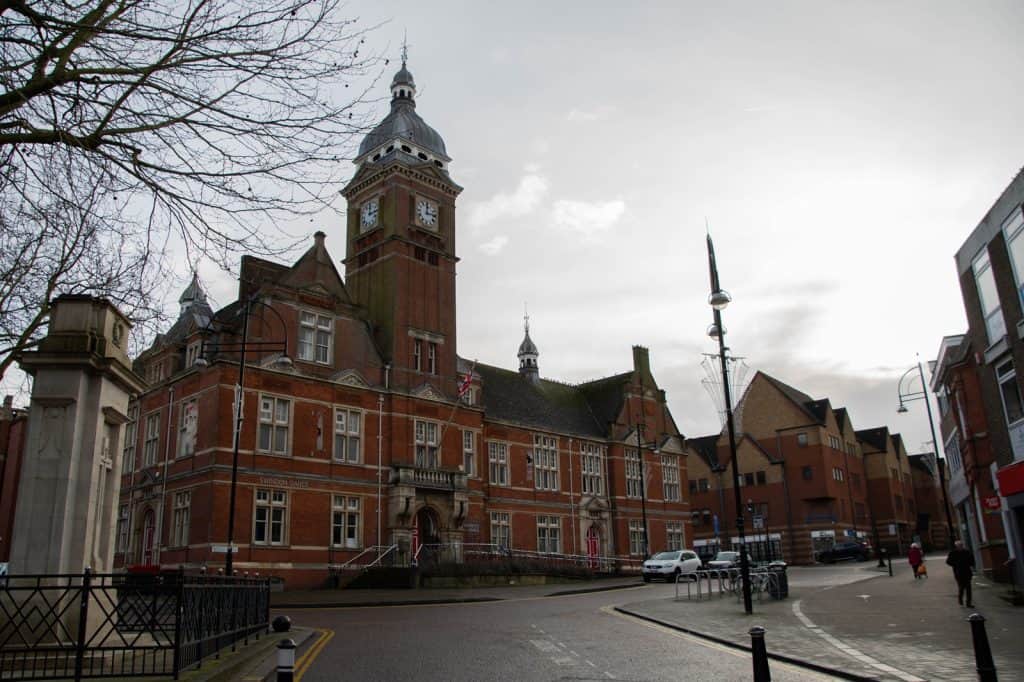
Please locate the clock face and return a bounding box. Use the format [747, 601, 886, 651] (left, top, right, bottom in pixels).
[360, 198, 379, 231]
[416, 198, 439, 229]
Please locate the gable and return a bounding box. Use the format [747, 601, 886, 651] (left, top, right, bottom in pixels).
[734, 373, 818, 439]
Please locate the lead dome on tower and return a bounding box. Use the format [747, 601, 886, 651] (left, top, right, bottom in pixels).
[356, 61, 449, 166]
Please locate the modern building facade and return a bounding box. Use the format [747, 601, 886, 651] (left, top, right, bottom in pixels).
[688, 371, 875, 565]
[113, 61, 691, 588]
[933, 168, 1024, 584]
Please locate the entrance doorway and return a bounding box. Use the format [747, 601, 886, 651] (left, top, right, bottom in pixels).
[586, 525, 601, 567]
[142, 509, 156, 566]
[413, 507, 441, 565]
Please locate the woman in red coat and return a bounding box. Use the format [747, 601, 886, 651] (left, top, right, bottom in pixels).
[908, 543, 924, 579]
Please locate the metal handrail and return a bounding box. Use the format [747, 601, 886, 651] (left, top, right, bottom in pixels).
[330, 544, 398, 571]
[413, 542, 644, 570]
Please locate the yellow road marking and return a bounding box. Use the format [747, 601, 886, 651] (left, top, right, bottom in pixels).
[294, 628, 334, 681]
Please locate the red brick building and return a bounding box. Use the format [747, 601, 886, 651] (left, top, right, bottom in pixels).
[113, 61, 690, 588]
[688, 371, 872, 565]
[855, 428, 918, 555]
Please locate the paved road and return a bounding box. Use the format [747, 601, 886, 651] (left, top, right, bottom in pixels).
[290, 585, 830, 681]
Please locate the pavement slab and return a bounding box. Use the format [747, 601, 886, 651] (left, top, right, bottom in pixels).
[616, 555, 1024, 682]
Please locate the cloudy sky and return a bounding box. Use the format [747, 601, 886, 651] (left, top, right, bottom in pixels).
[15, 1, 1020, 457]
[337, 0, 1023, 454]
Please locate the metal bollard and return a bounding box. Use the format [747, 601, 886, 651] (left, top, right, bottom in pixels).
[968, 614, 998, 681]
[750, 626, 771, 682]
[887, 555, 893, 577]
[276, 638, 297, 682]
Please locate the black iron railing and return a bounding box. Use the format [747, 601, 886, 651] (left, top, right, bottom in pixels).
[0, 568, 269, 681]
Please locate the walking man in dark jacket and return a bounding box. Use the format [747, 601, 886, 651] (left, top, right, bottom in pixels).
[946, 540, 975, 607]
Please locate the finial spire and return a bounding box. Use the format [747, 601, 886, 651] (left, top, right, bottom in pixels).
[401, 31, 409, 67]
[524, 302, 529, 335]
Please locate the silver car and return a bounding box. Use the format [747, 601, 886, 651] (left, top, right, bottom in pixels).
[642, 550, 702, 582]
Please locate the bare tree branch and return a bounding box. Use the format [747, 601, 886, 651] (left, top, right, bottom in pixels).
[0, 0, 383, 381]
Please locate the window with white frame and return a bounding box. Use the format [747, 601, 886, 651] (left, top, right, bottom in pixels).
[1002, 206, 1024, 307]
[428, 342, 437, 374]
[178, 399, 198, 457]
[533, 434, 559, 491]
[116, 504, 129, 553]
[143, 413, 160, 467]
[171, 491, 191, 547]
[662, 455, 680, 501]
[412, 339, 422, 371]
[628, 519, 645, 555]
[666, 521, 684, 551]
[490, 511, 511, 550]
[997, 359, 1024, 426]
[298, 311, 333, 363]
[462, 430, 476, 476]
[832, 467, 845, 482]
[414, 420, 439, 468]
[580, 442, 604, 496]
[488, 441, 508, 486]
[331, 495, 360, 548]
[123, 403, 138, 473]
[973, 249, 1006, 344]
[254, 489, 287, 545]
[258, 396, 290, 454]
[827, 435, 841, 450]
[536, 515, 561, 554]
[625, 448, 642, 498]
[185, 341, 202, 367]
[333, 408, 361, 463]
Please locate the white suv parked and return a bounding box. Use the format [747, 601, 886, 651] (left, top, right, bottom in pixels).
[642, 550, 702, 582]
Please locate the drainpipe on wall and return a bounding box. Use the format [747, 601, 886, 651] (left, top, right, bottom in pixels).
[775, 430, 797, 562]
[377, 393, 384, 560]
[155, 385, 175, 566]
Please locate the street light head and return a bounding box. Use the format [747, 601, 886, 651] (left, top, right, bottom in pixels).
[274, 355, 294, 370]
[707, 323, 726, 340]
[708, 289, 732, 311]
[897, 403, 908, 414]
[194, 357, 210, 368]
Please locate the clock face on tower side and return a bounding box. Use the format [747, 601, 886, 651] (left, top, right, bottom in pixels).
[360, 198, 379, 232]
[415, 198, 439, 230]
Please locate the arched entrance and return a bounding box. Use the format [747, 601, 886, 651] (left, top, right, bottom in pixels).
[141, 509, 156, 566]
[586, 525, 601, 568]
[412, 507, 441, 565]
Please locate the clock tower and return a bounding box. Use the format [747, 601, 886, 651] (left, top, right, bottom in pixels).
[342, 58, 462, 392]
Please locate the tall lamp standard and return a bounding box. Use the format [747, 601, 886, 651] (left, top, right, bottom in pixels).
[706, 234, 753, 615]
[197, 296, 292, 575]
[897, 357, 956, 546]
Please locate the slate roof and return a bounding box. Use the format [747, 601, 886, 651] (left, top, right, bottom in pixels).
[855, 426, 890, 453]
[759, 373, 827, 424]
[687, 434, 721, 470]
[475, 363, 630, 439]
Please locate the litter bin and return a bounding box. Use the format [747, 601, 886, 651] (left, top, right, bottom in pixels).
[768, 561, 788, 599]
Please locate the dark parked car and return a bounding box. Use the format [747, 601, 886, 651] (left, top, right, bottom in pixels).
[815, 541, 869, 563]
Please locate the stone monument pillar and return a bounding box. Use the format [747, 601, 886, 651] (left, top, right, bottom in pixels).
[10, 295, 145, 575]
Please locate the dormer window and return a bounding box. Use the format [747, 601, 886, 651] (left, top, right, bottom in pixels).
[298, 312, 333, 364]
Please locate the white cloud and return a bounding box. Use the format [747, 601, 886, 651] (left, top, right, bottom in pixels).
[566, 106, 615, 122]
[478, 235, 509, 255]
[467, 172, 549, 229]
[550, 199, 626, 237]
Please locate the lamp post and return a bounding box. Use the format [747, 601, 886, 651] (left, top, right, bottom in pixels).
[197, 296, 292, 575]
[897, 357, 956, 546]
[706, 233, 753, 615]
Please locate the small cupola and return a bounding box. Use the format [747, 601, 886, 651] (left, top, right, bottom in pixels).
[390, 60, 416, 103]
[518, 310, 539, 383]
[178, 271, 207, 316]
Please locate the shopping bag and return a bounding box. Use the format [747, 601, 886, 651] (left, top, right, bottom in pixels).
[917, 563, 928, 577]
